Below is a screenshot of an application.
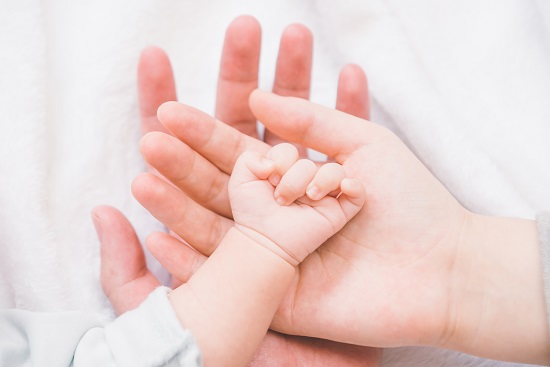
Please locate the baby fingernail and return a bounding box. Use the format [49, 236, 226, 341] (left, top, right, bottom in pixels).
[261, 158, 275, 170]
[269, 174, 281, 186]
[274, 191, 286, 206]
[306, 184, 320, 200]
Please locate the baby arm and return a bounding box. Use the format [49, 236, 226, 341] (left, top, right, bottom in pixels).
[167, 143, 364, 367]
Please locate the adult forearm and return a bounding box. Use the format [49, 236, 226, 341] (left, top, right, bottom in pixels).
[445, 213, 549, 364]
[168, 227, 295, 367]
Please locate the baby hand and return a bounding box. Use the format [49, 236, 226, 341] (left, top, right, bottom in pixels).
[229, 143, 365, 266]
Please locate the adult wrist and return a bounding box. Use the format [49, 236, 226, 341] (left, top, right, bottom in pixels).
[444, 213, 549, 364]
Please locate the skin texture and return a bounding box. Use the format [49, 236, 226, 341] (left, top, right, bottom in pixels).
[139, 94, 466, 347]
[97, 15, 381, 367]
[139, 91, 549, 364]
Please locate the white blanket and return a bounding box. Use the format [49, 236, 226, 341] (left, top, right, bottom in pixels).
[1, 1, 548, 366]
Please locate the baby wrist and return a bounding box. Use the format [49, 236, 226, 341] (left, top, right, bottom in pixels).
[233, 224, 300, 267]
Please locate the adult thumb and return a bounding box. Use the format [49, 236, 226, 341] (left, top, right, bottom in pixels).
[92, 206, 161, 315]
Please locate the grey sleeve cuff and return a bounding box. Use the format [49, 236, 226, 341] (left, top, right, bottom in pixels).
[76, 286, 203, 367]
[105, 287, 202, 366]
[537, 212, 550, 337]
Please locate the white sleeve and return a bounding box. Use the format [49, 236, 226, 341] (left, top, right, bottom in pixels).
[0, 287, 202, 367]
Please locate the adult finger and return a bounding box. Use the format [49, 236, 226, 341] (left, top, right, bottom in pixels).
[93, 206, 161, 315]
[147, 232, 207, 284]
[158, 101, 269, 175]
[250, 90, 386, 162]
[271, 24, 312, 99]
[324, 64, 370, 163]
[140, 131, 232, 218]
[336, 64, 370, 120]
[138, 46, 176, 136]
[215, 15, 261, 137]
[264, 24, 313, 156]
[132, 173, 233, 256]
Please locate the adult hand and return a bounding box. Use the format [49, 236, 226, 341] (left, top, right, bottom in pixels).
[137, 92, 457, 346]
[137, 90, 548, 364]
[99, 15, 381, 366]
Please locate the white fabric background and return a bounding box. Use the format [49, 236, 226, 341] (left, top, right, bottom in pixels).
[0, 1, 548, 366]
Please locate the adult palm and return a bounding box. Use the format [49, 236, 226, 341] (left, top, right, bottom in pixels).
[249, 92, 468, 348]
